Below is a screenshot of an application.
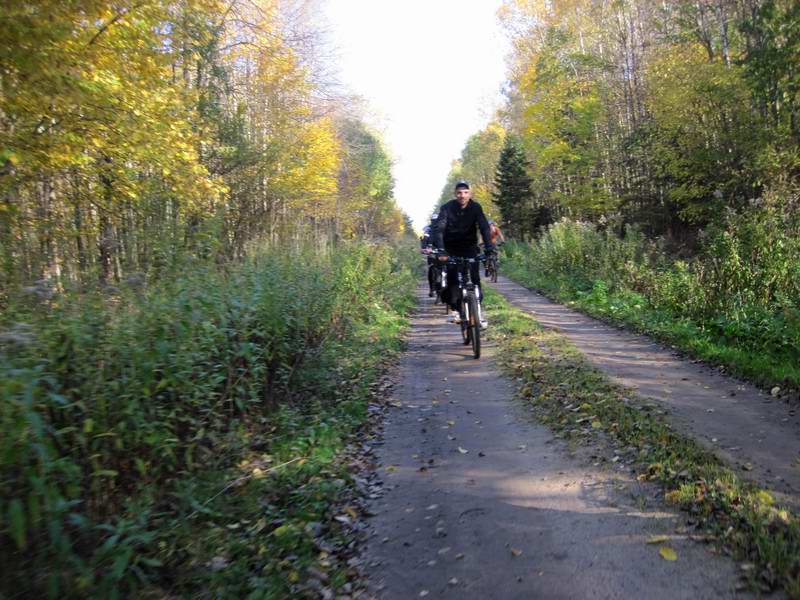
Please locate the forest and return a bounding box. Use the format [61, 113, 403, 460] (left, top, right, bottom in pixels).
[443, 0, 800, 390]
[4, 0, 800, 597]
[1, 1, 414, 596]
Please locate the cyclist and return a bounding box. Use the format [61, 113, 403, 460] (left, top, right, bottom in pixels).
[420, 222, 439, 297]
[431, 181, 495, 328]
[485, 220, 506, 277]
[488, 220, 506, 246]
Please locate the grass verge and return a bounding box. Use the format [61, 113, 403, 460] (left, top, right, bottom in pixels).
[152, 300, 410, 598]
[484, 287, 800, 596]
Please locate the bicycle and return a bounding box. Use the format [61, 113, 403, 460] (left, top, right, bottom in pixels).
[481, 242, 501, 283]
[485, 253, 498, 283]
[435, 253, 485, 359]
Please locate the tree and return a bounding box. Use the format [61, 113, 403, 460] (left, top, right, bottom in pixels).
[494, 136, 543, 237]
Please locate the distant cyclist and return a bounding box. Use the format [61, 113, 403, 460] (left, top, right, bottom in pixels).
[485, 220, 506, 277]
[420, 219, 439, 297]
[488, 220, 506, 246]
[431, 181, 495, 328]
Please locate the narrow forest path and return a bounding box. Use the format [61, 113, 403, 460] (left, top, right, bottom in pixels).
[363, 286, 743, 599]
[491, 276, 800, 505]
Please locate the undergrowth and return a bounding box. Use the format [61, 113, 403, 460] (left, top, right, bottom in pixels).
[485, 287, 800, 596]
[0, 242, 416, 598]
[501, 216, 800, 393]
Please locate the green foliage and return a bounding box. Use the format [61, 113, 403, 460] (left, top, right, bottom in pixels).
[493, 135, 551, 238]
[501, 214, 800, 389]
[647, 44, 767, 223]
[480, 0, 800, 241]
[741, 0, 800, 144]
[0, 242, 415, 597]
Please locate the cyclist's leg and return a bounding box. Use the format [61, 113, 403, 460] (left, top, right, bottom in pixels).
[447, 263, 460, 311]
[469, 259, 488, 327]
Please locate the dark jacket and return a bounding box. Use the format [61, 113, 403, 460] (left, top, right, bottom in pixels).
[432, 199, 493, 256]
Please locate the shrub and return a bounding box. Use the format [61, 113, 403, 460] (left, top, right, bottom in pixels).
[0, 242, 414, 597]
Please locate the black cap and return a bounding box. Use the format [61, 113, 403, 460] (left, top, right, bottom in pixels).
[454, 180, 470, 191]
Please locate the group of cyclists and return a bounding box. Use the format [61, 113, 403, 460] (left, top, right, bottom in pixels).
[419, 180, 505, 330]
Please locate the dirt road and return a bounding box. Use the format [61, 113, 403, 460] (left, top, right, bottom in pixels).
[492, 276, 800, 505]
[364, 287, 744, 599]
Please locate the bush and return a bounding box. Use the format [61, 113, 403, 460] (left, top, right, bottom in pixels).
[502, 207, 800, 387]
[0, 242, 414, 597]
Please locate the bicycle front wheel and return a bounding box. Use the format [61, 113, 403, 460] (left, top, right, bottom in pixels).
[461, 304, 470, 345]
[467, 291, 480, 359]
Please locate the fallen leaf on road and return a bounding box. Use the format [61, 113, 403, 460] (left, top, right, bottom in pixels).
[438, 546, 451, 555]
[510, 548, 523, 557]
[646, 535, 669, 544]
[659, 547, 677, 561]
[448, 577, 458, 586]
[591, 420, 602, 429]
[447, 420, 455, 426]
[385, 465, 397, 472]
[427, 504, 438, 511]
[458, 447, 469, 454]
[456, 553, 465, 560]
[420, 591, 429, 597]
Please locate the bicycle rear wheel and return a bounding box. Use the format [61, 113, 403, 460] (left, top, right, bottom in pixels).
[467, 291, 480, 359]
[490, 260, 498, 283]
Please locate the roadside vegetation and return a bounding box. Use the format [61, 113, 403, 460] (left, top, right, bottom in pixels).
[1, 3, 419, 596]
[485, 287, 800, 596]
[1, 243, 416, 597]
[499, 215, 800, 393]
[438, 0, 800, 394]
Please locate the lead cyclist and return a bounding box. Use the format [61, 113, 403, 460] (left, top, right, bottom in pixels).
[431, 180, 495, 329]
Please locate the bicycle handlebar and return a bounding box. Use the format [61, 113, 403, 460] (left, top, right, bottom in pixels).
[432, 252, 487, 264]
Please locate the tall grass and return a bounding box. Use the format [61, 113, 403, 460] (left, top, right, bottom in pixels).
[502, 206, 800, 389]
[0, 242, 415, 597]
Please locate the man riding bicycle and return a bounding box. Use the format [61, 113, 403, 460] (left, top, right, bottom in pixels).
[431, 180, 495, 328]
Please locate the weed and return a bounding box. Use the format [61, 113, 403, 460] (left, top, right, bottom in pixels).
[0, 242, 416, 598]
[501, 217, 800, 392]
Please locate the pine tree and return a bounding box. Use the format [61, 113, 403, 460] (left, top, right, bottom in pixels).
[493, 136, 534, 238]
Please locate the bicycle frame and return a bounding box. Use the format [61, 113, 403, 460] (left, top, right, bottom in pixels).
[440, 254, 486, 322]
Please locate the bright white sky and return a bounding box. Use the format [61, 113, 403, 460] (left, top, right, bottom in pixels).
[323, 0, 510, 231]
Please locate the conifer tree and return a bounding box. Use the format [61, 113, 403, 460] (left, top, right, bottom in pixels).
[493, 136, 534, 238]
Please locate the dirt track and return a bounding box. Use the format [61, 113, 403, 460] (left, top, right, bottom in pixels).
[364, 286, 744, 599]
[491, 276, 800, 506]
